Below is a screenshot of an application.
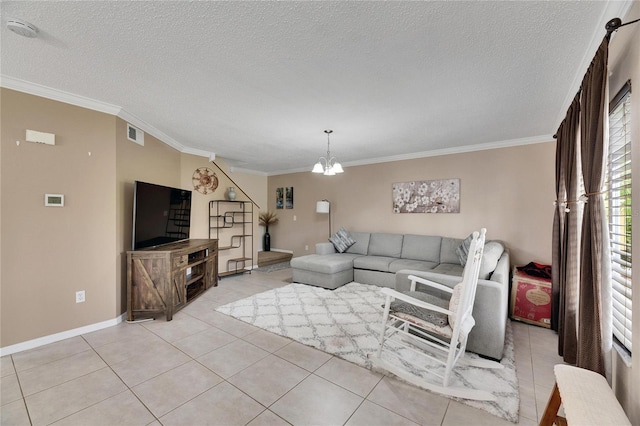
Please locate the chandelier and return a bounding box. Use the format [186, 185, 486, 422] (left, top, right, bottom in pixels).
[312, 130, 344, 175]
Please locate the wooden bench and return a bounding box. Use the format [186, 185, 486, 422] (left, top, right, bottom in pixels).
[540, 364, 631, 426]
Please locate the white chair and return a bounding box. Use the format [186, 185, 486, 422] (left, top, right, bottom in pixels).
[372, 228, 503, 401]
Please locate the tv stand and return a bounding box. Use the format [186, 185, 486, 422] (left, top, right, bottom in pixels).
[126, 239, 218, 321]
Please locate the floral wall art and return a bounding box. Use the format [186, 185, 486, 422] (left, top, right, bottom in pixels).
[392, 179, 460, 213]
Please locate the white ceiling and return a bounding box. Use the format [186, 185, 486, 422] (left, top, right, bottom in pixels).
[0, 1, 632, 175]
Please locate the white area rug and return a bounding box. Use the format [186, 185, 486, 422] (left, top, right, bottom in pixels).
[216, 282, 519, 422]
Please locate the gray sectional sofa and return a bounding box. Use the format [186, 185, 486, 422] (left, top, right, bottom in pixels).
[290, 231, 510, 360]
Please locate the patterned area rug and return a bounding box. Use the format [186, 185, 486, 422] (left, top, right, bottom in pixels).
[216, 282, 519, 422]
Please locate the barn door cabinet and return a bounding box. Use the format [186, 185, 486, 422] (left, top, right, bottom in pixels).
[126, 239, 218, 321]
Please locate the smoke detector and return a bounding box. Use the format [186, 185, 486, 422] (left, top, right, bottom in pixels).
[7, 19, 39, 38]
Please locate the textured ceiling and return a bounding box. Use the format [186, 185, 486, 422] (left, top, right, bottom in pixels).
[0, 1, 631, 174]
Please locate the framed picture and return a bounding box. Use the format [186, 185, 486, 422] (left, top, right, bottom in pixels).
[276, 187, 284, 209]
[285, 187, 294, 209]
[392, 178, 460, 213]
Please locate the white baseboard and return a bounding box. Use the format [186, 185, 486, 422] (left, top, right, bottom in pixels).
[0, 313, 126, 357]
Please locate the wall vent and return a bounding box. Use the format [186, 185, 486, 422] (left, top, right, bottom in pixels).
[127, 123, 144, 146]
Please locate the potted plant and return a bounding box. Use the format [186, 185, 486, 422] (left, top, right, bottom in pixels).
[259, 211, 279, 251]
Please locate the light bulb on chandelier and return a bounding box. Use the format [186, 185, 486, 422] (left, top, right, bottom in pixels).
[312, 130, 344, 175]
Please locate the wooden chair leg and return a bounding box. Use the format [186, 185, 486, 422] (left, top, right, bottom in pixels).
[540, 383, 566, 426]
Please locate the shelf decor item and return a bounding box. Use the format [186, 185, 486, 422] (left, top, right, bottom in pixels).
[259, 210, 279, 251]
[227, 187, 236, 201]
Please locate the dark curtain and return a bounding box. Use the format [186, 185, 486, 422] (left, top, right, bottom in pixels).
[552, 94, 580, 364]
[552, 37, 610, 374]
[577, 38, 609, 374]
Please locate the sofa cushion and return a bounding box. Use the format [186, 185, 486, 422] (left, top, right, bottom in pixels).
[479, 241, 505, 279]
[290, 253, 359, 274]
[368, 233, 403, 257]
[353, 255, 397, 272]
[329, 228, 356, 253]
[440, 237, 463, 265]
[389, 259, 438, 273]
[431, 263, 464, 276]
[345, 232, 371, 255]
[400, 235, 441, 262]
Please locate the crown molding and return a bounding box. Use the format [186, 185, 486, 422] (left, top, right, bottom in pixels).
[0, 75, 122, 115]
[267, 134, 554, 176]
[0, 75, 214, 160]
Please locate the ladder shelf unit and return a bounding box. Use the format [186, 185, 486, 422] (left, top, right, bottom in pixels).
[209, 200, 254, 277]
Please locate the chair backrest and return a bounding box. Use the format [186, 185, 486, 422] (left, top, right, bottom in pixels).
[452, 228, 486, 340]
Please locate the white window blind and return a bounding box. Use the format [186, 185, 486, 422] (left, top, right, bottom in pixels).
[607, 80, 632, 353]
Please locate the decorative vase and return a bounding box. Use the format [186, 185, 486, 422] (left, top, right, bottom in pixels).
[263, 230, 271, 252]
[227, 187, 236, 201]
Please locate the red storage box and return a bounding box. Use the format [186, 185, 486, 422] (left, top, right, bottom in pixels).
[511, 268, 552, 328]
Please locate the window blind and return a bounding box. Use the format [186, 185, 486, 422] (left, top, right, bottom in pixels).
[606, 80, 632, 353]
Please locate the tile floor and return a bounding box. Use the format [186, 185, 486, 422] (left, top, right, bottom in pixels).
[1, 268, 564, 425]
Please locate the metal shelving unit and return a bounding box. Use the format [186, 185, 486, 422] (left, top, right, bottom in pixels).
[209, 200, 253, 277]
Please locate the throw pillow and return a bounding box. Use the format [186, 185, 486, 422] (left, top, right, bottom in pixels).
[478, 241, 505, 279]
[329, 227, 356, 253]
[455, 233, 474, 266]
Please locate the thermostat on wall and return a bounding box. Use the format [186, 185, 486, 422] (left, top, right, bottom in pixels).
[45, 194, 64, 207]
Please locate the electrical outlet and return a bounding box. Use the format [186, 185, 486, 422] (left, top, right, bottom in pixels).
[76, 290, 85, 303]
[305, 245, 309, 251]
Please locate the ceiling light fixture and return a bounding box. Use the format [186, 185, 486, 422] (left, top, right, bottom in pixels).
[312, 130, 344, 176]
[6, 18, 39, 38]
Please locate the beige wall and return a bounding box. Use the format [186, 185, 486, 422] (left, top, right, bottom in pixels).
[0, 90, 267, 349]
[608, 2, 640, 422]
[268, 142, 556, 267]
[1, 89, 117, 347]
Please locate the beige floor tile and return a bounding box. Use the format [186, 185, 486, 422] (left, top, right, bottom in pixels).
[1, 356, 15, 377]
[82, 321, 152, 349]
[50, 390, 155, 426]
[1, 374, 23, 406]
[242, 329, 292, 353]
[315, 356, 383, 397]
[172, 326, 237, 358]
[228, 354, 309, 406]
[345, 400, 419, 426]
[518, 379, 538, 422]
[246, 409, 291, 426]
[159, 381, 265, 426]
[141, 313, 211, 343]
[202, 311, 260, 337]
[132, 360, 223, 417]
[110, 340, 191, 387]
[270, 374, 363, 426]
[442, 400, 514, 425]
[25, 367, 127, 426]
[92, 329, 165, 365]
[275, 341, 333, 372]
[19, 349, 107, 396]
[0, 399, 31, 426]
[11, 336, 91, 372]
[196, 339, 269, 379]
[366, 376, 449, 425]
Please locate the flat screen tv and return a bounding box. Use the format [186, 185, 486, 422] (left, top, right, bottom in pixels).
[132, 181, 192, 250]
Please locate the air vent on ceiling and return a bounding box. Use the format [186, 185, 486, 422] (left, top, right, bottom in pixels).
[127, 123, 144, 146]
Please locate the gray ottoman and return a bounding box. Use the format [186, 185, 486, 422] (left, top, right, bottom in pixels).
[291, 253, 359, 289]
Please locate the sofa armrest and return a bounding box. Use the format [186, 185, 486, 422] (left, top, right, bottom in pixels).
[489, 250, 510, 286]
[316, 242, 336, 255]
